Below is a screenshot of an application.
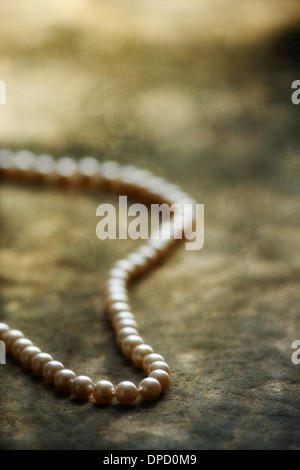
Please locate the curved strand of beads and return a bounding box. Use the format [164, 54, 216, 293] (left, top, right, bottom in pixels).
[0, 149, 196, 405]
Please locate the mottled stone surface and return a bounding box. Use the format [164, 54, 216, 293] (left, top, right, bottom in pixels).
[1, 0, 300, 450]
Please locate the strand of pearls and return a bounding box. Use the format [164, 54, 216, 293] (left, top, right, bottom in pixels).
[0, 149, 195, 405]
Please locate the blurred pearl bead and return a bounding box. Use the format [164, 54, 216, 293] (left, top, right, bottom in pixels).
[12, 338, 33, 360]
[148, 361, 171, 375]
[121, 335, 144, 359]
[138, 378, 161, 401]
[0, 323, 9, 340]
[78, 157, 100, 177]
[105, 292, 129, 307]
[108, 302, 131, 317]
[104, 285, 127, 297]
[138, 245, 159, 265]
[108, 268, 128, 280]
[55, 369, 76, 393]
[115, 381, 138, 405]
[115, 318, 138, 331]
[143, 353, 165, 372]
[93, 380, 115, 404]
[105, 278, 126, 290]
[112, 312, 135, 328]
[57, 157, 78, 177]
[14, 150, 35, 171]
[117, 327, 139, 345]
[115, 259, 135, 272]
[31, 353, 53, 376]
[149, 370, 171, 392]
[100, 160, 120, 179]
[71, 376, 93, 399]
[132, 344, 153, 367]
[20, 346, 42, 369]
[35, 154, 55, 175]
[2, 329, 24, 352]
[43, 360, 64, 384]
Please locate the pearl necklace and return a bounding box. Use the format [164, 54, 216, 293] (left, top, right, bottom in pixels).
[0, 149, 195, 405]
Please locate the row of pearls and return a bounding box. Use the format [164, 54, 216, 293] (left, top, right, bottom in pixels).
[0, 149, 196, 404]
[0, 323, 170, 404]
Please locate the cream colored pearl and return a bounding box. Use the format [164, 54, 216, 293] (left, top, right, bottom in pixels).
[138, 378, 162, 401]
[121, 335, 144, 359]
[31, 353, 53, 376]
[108, 268, 129, 280]
[149, 370, 171, 392]
[117, 327, 139, 345]
[112, 311, 135, 328]
[115, 318, 138, 331]
[105, 292, 129, 307]
[93, 380, 115, 404]
[115, 381, 138, 405]
[108, 302, 131, 316]
[12, 338, 33, 360]
[20, 346, 42, 369]
[132, 344, 153, 367]
[71, 376, 93, 399]
[0, 322, 9, 340]
[105, 278, 126, 290]
[105, 282, 127, 293]
[55, 369, 76, 393]
[2, 329, 24, 353]
[138, 245, 159, 266]
[143, 353, 165, 372]
[115, 259, 135, 272]
[43, 360, 64, 384]
[148, 361, 171, 375]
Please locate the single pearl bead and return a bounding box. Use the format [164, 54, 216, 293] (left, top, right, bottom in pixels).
[31, 353, 53, 376]
[104, 285, 127, 297]
[108, 268, 129, 280]
[115, 381, 138, 405]
[93, 380, 115, 404]
[148, 361, 171, 375]
[149, 370, 171, 392]
[55, 369, 76, 393]
[138, 245, 159, 266]
[142, 353, 165, 372]
[112, 311, 135, 328]
[108, 302, 131, 317]
[126, 254, 148, 278]
[12, 338, 33, 360]
[132, 344, 154, 367]
[138, 378, 162, 401]
[115, 259, 135, 272]
[105, 292, 129, 307]
[35, 154, 55, 175]
[20, 346, 42, 369]
[56, 157, 78, 177]
[117, 327, 139, 345]
[114, 318, 138, 331]
[71, 376, 93, 399]
[78, 157, 100, 177]
[121, 335, 144, 359]
[2, 329, 24, 353]
[0, 323, 10, 340]
[43, 360, 64, 384]
[105, 278, 126, 291]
